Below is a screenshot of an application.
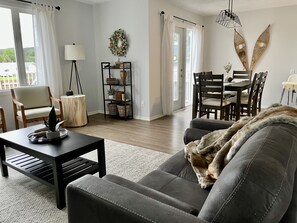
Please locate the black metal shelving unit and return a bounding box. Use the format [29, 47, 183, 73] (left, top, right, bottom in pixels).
[101, 61, 133, 120]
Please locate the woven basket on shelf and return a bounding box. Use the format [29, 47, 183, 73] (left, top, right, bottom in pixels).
[108, 103, 118, 116]
[117, 105, 130, 117]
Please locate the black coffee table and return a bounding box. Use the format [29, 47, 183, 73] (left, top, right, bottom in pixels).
[0, 125, 106, 209]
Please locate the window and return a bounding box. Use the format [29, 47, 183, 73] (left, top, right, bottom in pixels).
[0, 6, 36, 90]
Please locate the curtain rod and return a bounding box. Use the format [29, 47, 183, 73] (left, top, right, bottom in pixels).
[160, 11, 204, 28]
[16, 0, 60, 11]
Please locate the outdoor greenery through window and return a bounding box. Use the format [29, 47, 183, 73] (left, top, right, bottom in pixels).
[0, 6, 36, 90]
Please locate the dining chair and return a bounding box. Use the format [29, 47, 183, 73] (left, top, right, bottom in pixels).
[0, 106, 7, 132]
[11, 86, 64, 129]
[198, 73, 231, 120]
[257, 71, 268, 112]
[226, 70, 253, 98]
[232, 70, 253, 81]
[230, 72, 262, 119]
[192, 71, 212, 119]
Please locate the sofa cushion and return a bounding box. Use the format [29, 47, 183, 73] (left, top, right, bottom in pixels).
[198, 124, 297, 223]
[138, 170, 209, 212]
[158, 150, 198, 183]
[104, 174, 199, 216]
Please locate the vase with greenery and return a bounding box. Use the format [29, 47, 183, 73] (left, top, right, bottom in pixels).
[44, 107, 60, 139]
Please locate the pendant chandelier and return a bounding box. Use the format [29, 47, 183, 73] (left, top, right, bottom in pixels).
[216, 0, 242, 28]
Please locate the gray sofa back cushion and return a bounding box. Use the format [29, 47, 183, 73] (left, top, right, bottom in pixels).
[198, 124, 297, 223]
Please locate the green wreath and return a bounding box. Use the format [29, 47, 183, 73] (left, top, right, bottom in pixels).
[109, 29, 129, 57]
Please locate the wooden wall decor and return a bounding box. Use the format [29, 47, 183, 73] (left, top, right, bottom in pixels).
[250, 25, 270, 70]
[234, 25, 270, 71]
[234, 30, 249, 71]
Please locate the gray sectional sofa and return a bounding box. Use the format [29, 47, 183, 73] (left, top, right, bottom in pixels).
[67, 118, 297, 223]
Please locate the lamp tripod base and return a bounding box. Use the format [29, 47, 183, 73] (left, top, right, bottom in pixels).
[68, 60, 84, 95]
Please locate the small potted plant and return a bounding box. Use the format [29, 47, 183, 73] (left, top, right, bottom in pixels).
[44, 107, 60, 139]
[107, 88, 115, 99]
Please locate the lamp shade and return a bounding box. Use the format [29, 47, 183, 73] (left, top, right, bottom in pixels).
[64, 44, 86, 61]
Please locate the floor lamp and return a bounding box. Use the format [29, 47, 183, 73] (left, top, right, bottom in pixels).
[64, 43, 86, 95]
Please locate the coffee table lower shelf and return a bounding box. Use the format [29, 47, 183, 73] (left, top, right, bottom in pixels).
[4, 153, 98, 188]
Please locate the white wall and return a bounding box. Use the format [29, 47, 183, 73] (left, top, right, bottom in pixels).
[148, 0, 204, 119]
[55, 0, 98, 113]
[203, 6, 297, 107]
[93, 0, 150, 119]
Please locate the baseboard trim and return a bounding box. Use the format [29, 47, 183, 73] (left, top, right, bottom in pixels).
[87, 110, 165, 121]
[134, 113, 165, 121]
[87, 110, 103, 116]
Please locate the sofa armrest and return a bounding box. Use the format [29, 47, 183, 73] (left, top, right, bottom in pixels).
[184, 128, 211, 144]
[67, 175, 207, 223]
[184, 119, 233, 144]
[190, 118, 233, 131]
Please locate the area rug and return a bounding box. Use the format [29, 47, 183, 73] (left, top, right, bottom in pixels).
[0, 139, 171, 223]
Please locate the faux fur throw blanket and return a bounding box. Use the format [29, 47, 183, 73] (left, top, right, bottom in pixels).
[184, 104, 297, 189]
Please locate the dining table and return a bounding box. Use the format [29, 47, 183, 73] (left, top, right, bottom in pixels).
[192, 80, 251, 121]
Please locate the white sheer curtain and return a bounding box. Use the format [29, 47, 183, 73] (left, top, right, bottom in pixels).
[191, 26, 203, 75]
[188, 26, 203, 104]
[32, 4, 63, 97]
[161, 15, 174, 115]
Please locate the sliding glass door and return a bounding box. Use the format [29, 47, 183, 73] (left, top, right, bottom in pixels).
[173, 27, 195, 111]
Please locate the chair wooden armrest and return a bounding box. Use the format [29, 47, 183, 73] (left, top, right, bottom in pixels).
[50, 96, 64, 121]
[12, 98, 26, 129]
[12, 98, 24, 108]
[12, 98, 26, 117]
[0, 106, 7, 132]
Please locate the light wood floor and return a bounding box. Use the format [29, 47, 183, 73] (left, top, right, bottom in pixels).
[72, 107, 193, 154]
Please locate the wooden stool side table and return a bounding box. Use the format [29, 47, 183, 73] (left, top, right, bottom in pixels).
[61, 95, 88, 127]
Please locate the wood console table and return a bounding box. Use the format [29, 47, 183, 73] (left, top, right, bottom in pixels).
[61, 95, 88, 127]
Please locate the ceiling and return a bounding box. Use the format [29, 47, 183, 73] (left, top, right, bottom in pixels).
[75, 0, 297, 16]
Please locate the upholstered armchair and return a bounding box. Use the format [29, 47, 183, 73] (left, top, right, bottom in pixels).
[11, 86, 63, 129]
[0, 106, 7, 132]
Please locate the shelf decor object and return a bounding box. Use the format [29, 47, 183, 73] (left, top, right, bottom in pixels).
[64, 43, 86, 95]
[216, 0, 241, 28]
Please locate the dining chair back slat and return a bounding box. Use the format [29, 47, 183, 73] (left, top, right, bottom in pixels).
[250, 73, 262, 116]
[198, 74, 230, 120]
[257, 71, 268, 112]
[233, 70, 252, 81]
